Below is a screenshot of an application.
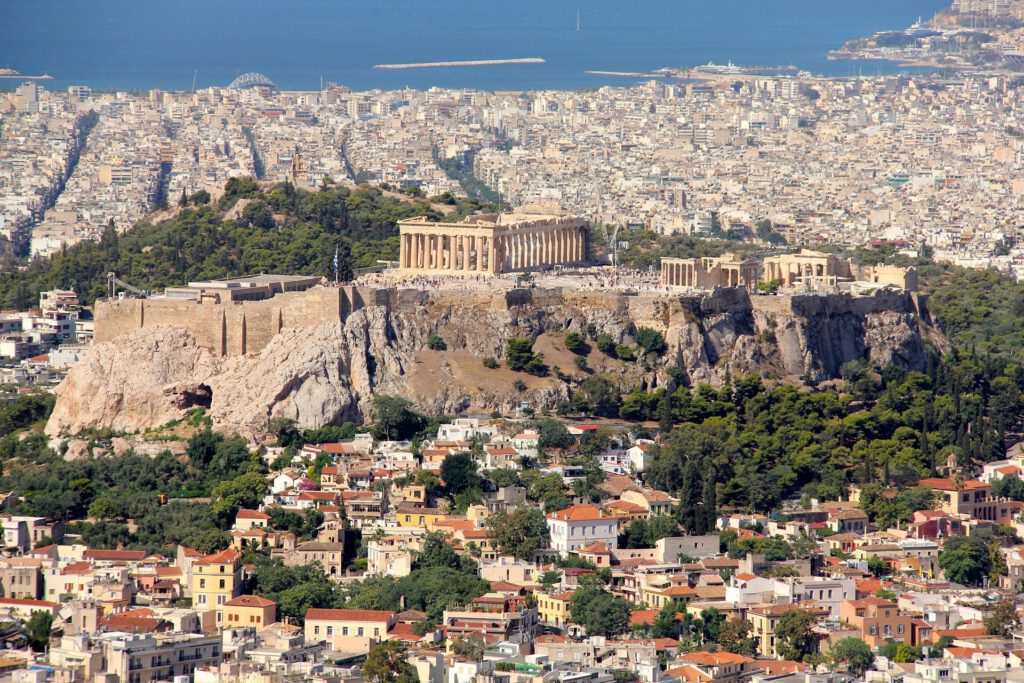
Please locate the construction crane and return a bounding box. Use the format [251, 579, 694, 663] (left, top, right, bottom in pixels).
[107, 272, 147, 299]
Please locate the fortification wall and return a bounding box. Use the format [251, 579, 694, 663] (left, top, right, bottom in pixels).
[93, 284, 921, 358]
[95, 287, 348, 356]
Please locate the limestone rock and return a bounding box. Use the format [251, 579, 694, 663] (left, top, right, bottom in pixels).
[46, 325, 220, 437]
[47, 288, 942, 443]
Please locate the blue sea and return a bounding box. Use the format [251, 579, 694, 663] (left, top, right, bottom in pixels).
[1, 0, 950, 92]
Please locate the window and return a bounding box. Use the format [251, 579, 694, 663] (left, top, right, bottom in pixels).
[327, 626, 333, 636]
[869, 625, 877, 635]
[374, 628, 380, 636]
[897, 624, 904, 634]
[199, 579, 206, 589]
[219, 579, 225, 589]
[314, 625, 320, 635]
[884, 625, 892, 638]
[343, 627, 349, 636]
[358, 627, 364, 636]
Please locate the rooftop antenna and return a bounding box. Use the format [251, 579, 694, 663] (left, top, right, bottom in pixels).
[191, 69, 198, 94]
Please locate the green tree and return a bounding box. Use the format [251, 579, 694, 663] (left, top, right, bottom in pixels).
[573, 374, 622, 417]
[651, 600, 680, 638]
[440, 453, 481, 496]
[372, 395, 425, 441]
[452, 633, 486, 662]
[537, 418, 574, 450]
[427, 334, 447, 351]
[775, 608, 818, 662]
[939, 535, 991, 586]
[564, 331, 588, 354]
[633, 327, 667, 355]
[88, 496, 123, 521]
[718, 618, 758, 656]
[362, 640, 417, 683]
[505, 337, 547, 375]
[568, 581, 632, 637]
[831, 637, 874, 675]
[539, 570, 562, 591]
[984, 598, 1018, 637]
[487, 508, 550, 560]
[210, 471, 269, 525]
[186, 529, 232, 554]
[23, 610, 52, 652]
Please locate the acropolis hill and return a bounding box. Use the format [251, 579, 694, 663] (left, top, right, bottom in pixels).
[50, 271, 945, 441]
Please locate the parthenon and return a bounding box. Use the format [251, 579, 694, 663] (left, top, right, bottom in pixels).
[397, 210, 588, 274]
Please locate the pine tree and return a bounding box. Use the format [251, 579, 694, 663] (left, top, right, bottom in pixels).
[657, 392, 674, 435]
[677, 458, 701, 533]
[700, 469, 718, 535]
[179, 188, 188, 207]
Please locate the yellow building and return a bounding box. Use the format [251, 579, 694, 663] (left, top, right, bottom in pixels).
[395, 504, 447, 531]
[747, 604, 830, 658]
[223, 594, 276, 629]
[191, 549, 243, 627]
[536, 591, 574, 627]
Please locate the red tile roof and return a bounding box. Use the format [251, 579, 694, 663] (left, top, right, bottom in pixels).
[236, 509, 271, 520]
[225, 595, 276, 608]
[83, 549, 147, 561]
[305, 608, 394, 622]
[547, 504, 609, 522]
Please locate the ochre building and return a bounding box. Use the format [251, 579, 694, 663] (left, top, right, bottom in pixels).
[397, 211, 588, 274]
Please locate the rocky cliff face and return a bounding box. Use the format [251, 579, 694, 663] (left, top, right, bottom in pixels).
[47, 288, 945, 441]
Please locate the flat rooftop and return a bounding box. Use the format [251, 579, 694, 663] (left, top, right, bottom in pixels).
[184, 274, 320, 289]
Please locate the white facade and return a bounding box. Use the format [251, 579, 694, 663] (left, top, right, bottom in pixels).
[546, 505, 619, 555]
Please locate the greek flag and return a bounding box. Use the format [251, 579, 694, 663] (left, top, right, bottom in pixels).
[333, 245, 339, 283]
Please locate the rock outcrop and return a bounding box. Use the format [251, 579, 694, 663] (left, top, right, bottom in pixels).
[47, 287, 945, 441]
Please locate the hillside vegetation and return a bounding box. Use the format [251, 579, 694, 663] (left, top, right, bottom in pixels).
[0, 179, 496, 307]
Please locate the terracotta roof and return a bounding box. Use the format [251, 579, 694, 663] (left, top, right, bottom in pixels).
[236, 509, 271, 520]
[664, 665, 712, 682]
[547, 504, 608, 522]
[224, 594, 276, 608]
[0, 598, 58, 608]
[605, 500, 647, 513]
[83, 549, 147, 561]
[578, 541, 611, 554]
[681, 651, 756, 666]
[194, 549, 241, 565]
[534, 634, 568, 644]
[305, 608, 394, 622]
[103, 615, 166, 633]
[918, 478, 989, 491]
[630, 609, 657, 626]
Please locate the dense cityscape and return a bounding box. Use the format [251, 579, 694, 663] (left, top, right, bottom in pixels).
[7, 0, 1024, 682]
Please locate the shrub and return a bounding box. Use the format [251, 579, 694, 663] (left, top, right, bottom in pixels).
[596, 334, 617, 357]
[482, 357, 499, 369]
[505, 338, 536, 371]
[427, 334, 447, 351]
[633, 327, 666, 355]
[574, 356, 589, 371]
[564, 331, 588, 355]
[513, 380, 527, 392]
[615, 345, 637, 362]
